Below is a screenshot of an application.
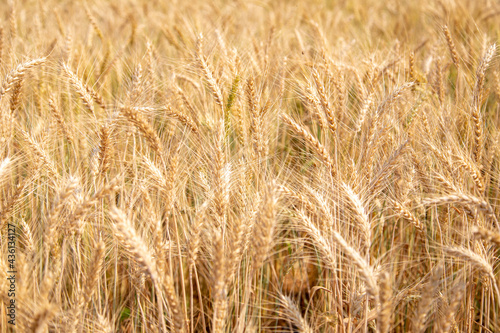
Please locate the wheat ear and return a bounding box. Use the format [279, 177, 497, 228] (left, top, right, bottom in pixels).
[247, 77, 266, 159]
[305, 85, 328, 132]
[48, 94, 73, 144]
[377, 271, 392, 333]
[437, 282, 466, 333]
[251, 183, 277, 272]
[443, 25, 459, 68]
[443, 246, 500, 301]
[297, 210, 378, 299]
[341, 182, 371, 255]
[471, 44, 495, 165]
[79, 240, 106, 308]
[0, 157, 11, 180]
[165, 103, 198, 133]
[109, 207, 174, 332]
[472, 226, 500, 247]
[211, 231, 228, 332]
[197, 33, 224, 112]
[62, 63, 96, 114]
[120, 106, 164, 159]
[97, 123, 111, 175]
[0, 57, 46, 101]
[281, 113, 335, 175]
[390, 199, 425, 232]
[413, 264, 443, 333]
[84, 5, 104, 40]
[30, 304, 56, 333]
[19, 129, 58, 176]
[423, 193, 499, 229]
[9, 79, 23, 113]
[312, 67, 336, 133]
[278, 294, 314, 333]
[44, 177, 79, 255]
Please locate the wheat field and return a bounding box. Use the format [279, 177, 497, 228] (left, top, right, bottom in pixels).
[1, 0, 500, 332]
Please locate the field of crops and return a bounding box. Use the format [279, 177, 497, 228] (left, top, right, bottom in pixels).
[1, 0, 500, 332]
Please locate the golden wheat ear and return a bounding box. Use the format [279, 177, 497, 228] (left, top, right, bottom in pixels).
[472, 226, 500, 247]
[281, 113, 335, 176]
[3, 57, 46, 87]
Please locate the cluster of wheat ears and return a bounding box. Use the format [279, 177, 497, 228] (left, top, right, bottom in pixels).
[2, 0, 500, 332]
